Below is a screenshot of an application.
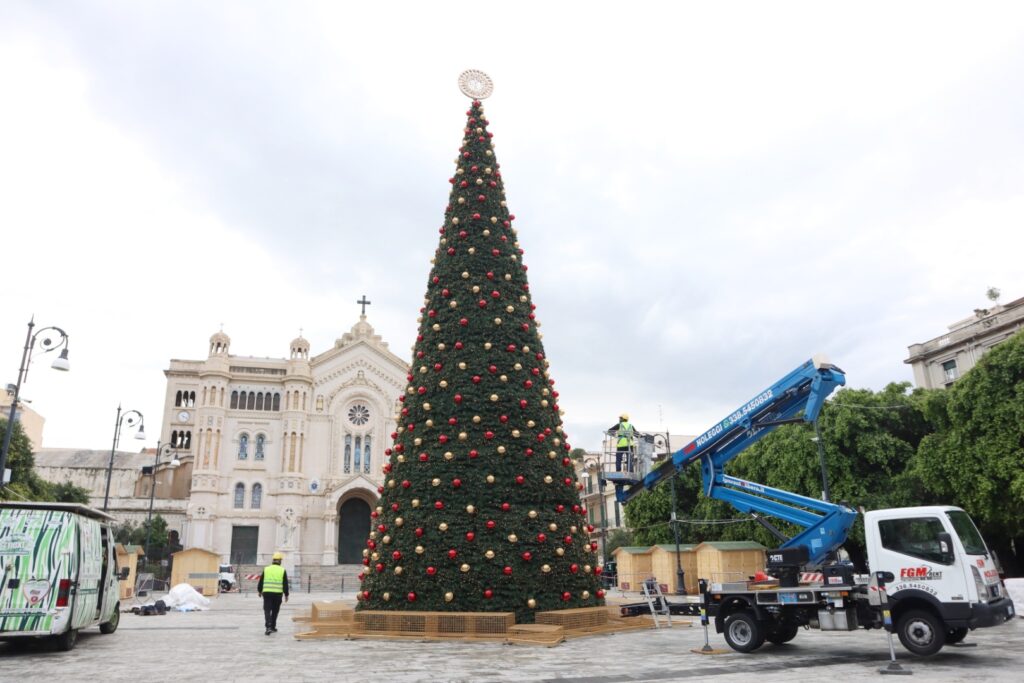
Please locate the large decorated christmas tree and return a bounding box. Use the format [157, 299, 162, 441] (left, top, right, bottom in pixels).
[358, 75, 605, 622]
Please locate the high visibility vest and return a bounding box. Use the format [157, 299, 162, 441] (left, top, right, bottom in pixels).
[616, 421, 634, 448]
[262, 564, 285, 594]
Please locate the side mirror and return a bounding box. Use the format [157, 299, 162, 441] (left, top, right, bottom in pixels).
[937, 532, 955, 565]
[875, 571, 895, 587]
[118, 567, 131, 581]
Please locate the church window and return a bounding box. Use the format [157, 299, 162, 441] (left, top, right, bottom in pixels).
[234, 483, 245, 509]
[239, 433, 249, 459]
[220, 387, 225, 406]
[289, 432, 297, 471]
[255, 434, 265, 460]
[302, 392, 307, 410]
[183, 431, 192, 449]
[316, 395, 324, 412]
[187, 391, 195, 407]
[348, 404, 370, 426]
[246, 392, 256, 410]
[363, 436, 372, 473]
[354, 436, 362, 470]
[256, 392, 264, 411]
[343, 435, 352, 473]
[171, 430, 179, 448]
[175, 390, 182, 407]
[251, 483, 262, 509]
[272, 393, 281, 411]
[202, 387, 207, 406]
[230, 391, 239, 409]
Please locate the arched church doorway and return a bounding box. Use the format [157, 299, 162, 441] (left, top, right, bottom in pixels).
[337, 497, 371, 564]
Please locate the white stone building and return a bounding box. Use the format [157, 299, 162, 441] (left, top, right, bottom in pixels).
[160, 315, 407, 567]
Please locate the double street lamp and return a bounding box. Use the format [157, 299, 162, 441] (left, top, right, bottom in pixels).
[103, 405, 146, 511]
[1, 317, 70, 488]
[143, 441, 180, 563]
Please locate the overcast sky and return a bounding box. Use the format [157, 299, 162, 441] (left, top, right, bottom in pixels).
[2, 1, 1023, 454]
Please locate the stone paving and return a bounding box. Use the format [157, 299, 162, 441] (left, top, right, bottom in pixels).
[1, 591, 1022, 682]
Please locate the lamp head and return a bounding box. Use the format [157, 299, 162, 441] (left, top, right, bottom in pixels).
[134, 426, 147, 441]
[169, 458, 181, 469]
[51, 349, 70, 372]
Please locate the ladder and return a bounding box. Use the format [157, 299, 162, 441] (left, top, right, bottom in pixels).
[642, 578, 672, 628]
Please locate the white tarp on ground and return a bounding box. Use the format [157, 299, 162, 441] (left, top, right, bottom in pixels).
[163, 583, 212, 611]
[1005, 578, 1024, 615]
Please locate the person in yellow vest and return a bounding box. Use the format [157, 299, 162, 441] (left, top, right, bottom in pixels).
[609, 412, 635, 472]
[257, 551, 289, 635]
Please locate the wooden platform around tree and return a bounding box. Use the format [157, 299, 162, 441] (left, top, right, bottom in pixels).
[293, 605, 658, 643]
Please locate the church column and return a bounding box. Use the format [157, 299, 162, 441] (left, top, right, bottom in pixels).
[322, 512, 338, 566]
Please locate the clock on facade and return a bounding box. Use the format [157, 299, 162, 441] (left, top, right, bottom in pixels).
[177, 411, 191, 422]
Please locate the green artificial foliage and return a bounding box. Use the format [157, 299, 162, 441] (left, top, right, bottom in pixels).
[358, 101, 604, 622]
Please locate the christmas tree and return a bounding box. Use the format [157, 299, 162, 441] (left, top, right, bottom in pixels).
[358, 89, 605, 623]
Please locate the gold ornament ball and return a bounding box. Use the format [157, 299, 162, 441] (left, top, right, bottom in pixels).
[483, 229, 491, 236]
[527, 598, 537, 609]
[437, 343, 446, 351]
[423, 402, 432, 411]
[362, 548, 369, 558]
[382, 535, 391, 544]
[395, 517, 404, 527]
[394, 566, 403, 575]
[556, 548, 565, 557]
[424, 420, 433, 428]
[432, 478, 441, 487]
[452, 217, 460, 225]
[528, 510, 538, 519]
[461, 271, 470, 279]
[466, 504, 476, 514]
[570, 525, 578, 534]
[500, 375, 508, 382]
[473, 415, 482, 424]
[415, 545, 425, 554]
[508, 534, 518, 543]
[432, 323, 441, 332]
[485, 549, 495, 559]
[493, 317, 502, 325]
[397, 454, 406, 463]
[511, 429, 520, 438]
[458, 432, 468, 441]
[514, 363, 522, 370]
[445, 592, 454, 603]
[413, 438, 423, 446]
[548, 523, 558, 532]
[486, 474, 495, 484]
[439, 380, 449, 388]
[449, 301, 458, 309]
[371, 552, 380, 561]
[412, 499, 420, 508]
[458, 362, 467, 370]
[467, 247, 476, 255]
[497, 445, 506, 454]
[527, 420, 536, 428]
[460, 563, 471, 573]
[439, 522, 449, 531]
[490, 394, 499, 402]
[541, 564, 551, 573]
[582, 591, 590, 599]
[544, 475, 553, 484]
[472, 285, 481, 293]
[382, 592, 391, 601]
[484, 342, 492, 350]
[444, 451, 454, 460]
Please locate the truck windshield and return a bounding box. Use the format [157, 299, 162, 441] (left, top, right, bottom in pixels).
[946, 510, 987, 556]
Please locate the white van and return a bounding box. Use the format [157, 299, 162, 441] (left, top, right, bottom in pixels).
[0, 502, 127, 650]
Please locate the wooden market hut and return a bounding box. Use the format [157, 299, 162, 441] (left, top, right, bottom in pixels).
[611, 546, 654, 591]
[115, 544, 145, 600]
[649, 544, 698, 594]
[170, 547, 220, 595]
[694, 541, 766, 583]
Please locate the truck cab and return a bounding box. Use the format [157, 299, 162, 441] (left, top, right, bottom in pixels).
[865, 505, 1015, 654]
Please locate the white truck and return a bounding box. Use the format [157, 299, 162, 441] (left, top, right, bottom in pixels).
[609, 358, 1016, 655]
[0, 502, 127, 651]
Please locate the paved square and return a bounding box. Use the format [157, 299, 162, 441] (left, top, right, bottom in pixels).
[2, 592, 1022, 682]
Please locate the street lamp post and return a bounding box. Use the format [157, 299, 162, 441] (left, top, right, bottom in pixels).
[103, 405, 146, 511]
[655, 431, 686, 595]
[143, 441, 180, 564]
[1, 317, 70, 489]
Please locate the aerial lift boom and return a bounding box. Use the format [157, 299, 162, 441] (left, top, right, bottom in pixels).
[606, 356, 856, 567]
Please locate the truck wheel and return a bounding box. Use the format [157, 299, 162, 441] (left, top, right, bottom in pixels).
[766, 623, 799, 644]
[53, 629, 78, 652]
[946, 627, 968, 644]
[723, 611, 765, 653]
[100, 603, 120, 634]
[897, 610, 946, 656]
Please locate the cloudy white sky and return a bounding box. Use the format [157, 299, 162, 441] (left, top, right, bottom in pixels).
[2, 1, 1023, 453]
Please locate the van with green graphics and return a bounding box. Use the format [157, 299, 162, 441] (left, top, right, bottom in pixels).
[0, 502, 127, 651]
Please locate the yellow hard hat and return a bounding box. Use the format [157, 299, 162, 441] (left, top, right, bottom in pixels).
[272, 551, 283, 561]
[620, 413, 629, 421]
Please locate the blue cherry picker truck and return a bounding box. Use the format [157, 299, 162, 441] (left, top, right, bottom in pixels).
[605, 357, 1016, 656]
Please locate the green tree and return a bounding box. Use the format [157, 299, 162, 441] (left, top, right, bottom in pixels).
[358, 99, 602, 622]
[603, 528, 635, 557]
[50, 480, 92, 505]
[0, 417, 53, 501]
[914, 330, 1024, 573]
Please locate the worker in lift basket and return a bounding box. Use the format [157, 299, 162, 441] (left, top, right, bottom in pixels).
[257, 552, 290, 635]
[609, 413, 635, 472]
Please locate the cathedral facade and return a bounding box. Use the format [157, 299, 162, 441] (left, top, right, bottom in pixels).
[159, 315, 406, 567]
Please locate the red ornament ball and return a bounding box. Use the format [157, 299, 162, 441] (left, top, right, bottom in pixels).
[426, 566, 437, 576]
[484, 589, 494, 599]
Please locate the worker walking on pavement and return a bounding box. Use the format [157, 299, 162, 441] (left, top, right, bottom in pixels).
[609, 413, 635, 472]
[257, 551, 289, 635]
